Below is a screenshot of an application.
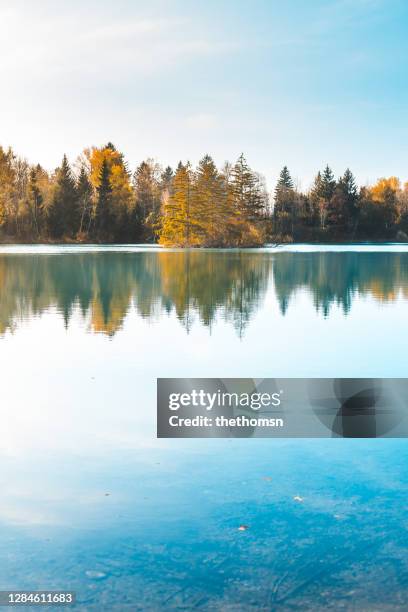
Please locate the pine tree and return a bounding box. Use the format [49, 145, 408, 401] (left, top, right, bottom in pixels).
[339, 168, 359, 231]
[321, 165, 336, 201]
[77, 166, 93, 236]
[311, 171, 323, 196]
[232, 154, 267, 219]
[310, 166, 336, 230]
[134, 161, 156, 219]
[274, 166, 296, 237]
[194, 154, 226, 245]
[339, 168, 357, 199]
[160, 162, 195, 246]
[326, 169, 358, 235]
[161, 166, 174, 192]
[48, 155, 78, 238]
[96, 158, 112, 241]
[86, 143, 132, 241]
[229, 154, 267, 244]
[274, 166, 294, 197]
[230, 154, 256, 215]
[310, 171, 322, 229]
[27, 166, 42, 237]
[133, 160, 162, 241]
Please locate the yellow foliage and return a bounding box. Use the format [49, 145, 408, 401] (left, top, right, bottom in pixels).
[370, 177, 400, 202]
[85, 145, 132, 210]
[86, 146, 123, 188]
[110, 164, 133, 207]
[90, 296, 128, 336]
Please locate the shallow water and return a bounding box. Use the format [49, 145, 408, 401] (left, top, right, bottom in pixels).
[0, 245, 407, 610]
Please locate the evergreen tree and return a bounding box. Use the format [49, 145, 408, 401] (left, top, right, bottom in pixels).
[321, 165, 336, 202]
[229, 154, 267, 244]
[161, 166, 174, 192]
[195, 154, 226, 245]
[47, 155, 78, 238]
[311, 171, 323, 196]
[95, 158, 112, 241]
[274, 166, 297, 237]
[274, 165, 294, 197]
[27, 166, 42, 237]
[325, 168, 357, 235]
[339, 168, 359, 231]
[339, 168, 357, 200]
[86, 143, 133, 242]
[134, 161, 157, 219]
[133, 160, 161, 241]
[310, 166, 336, 230]
[77, 166, 94, 236]
[230, 154, 254, 212]
[160, 162, 200, 246]
[310, 171, 322, 229]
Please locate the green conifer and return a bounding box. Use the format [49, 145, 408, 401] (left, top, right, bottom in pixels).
[48, 155, 78, 238]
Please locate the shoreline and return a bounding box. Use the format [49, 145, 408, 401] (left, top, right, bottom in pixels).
[2, 242, 408, 254]
[1, 238, 408, 247]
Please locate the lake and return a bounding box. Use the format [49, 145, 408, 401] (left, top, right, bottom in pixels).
[0, 245, 407, 610]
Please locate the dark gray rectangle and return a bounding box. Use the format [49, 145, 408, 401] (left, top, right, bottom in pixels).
[0, 592, 76, 606]
[157, 378, 408, 438]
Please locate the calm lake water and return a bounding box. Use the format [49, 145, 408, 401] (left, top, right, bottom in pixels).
[0, 245, 407, 610]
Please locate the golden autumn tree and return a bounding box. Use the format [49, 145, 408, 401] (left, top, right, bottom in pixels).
[0, 146, 16, 230]
[370, 177, 400, 201]
[369, 177, 400, 230]
[160, 162, 199, 246]
[194, 154, 228, 246]
[85, 143, 133, 240]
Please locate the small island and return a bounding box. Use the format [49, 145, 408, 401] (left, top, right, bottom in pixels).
[1, 142, 407, 246]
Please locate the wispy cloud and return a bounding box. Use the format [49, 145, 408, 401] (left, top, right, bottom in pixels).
[0, 7, 238, 82]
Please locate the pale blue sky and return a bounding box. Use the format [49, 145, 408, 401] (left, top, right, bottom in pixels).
[0, 0, 407, 190]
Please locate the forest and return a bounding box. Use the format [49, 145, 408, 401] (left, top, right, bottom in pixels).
[1, 142, 408, 245]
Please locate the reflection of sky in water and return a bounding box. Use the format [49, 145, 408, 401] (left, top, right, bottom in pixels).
[0, 246, 408, 610]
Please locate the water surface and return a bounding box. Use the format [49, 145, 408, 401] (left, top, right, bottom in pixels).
[0, 245, 407, 610]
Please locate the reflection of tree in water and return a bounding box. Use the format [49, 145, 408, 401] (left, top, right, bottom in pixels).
[0, 251, 271, 337]
[273, 252, 408, 316]
[1, 251, 408, 337]
[224, 253, 272, 338]
[158, 251, 271, 336]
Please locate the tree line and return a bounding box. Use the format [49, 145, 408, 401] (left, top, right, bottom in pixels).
[273, 165, 408, 242]
[1, 142, 408, 245]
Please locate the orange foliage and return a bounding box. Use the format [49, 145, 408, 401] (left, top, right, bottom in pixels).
[370, 177, 400, 202]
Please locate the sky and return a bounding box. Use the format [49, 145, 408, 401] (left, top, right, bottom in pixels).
[0, 0, 407, 190]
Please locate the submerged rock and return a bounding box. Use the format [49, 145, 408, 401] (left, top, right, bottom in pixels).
[85, 570, 107, 580]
